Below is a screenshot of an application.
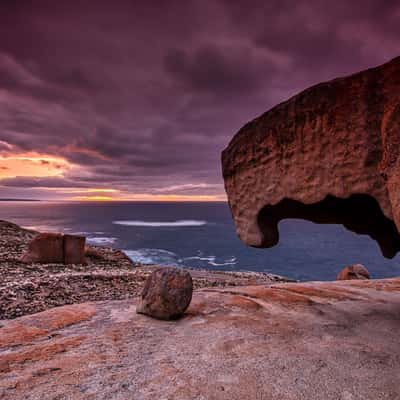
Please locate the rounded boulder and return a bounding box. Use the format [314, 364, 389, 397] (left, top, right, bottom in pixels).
[136, 267, 193, 320]
[336, 264, 371, 280]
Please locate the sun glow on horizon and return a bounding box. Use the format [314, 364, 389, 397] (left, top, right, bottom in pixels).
[73, 195, 116, 201]
[0, 151, 226, 202]
[71, 193, 226, 202]
[54, 188, 119, 194]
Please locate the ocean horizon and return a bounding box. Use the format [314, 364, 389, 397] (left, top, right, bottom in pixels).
[1, 200, 399, 281]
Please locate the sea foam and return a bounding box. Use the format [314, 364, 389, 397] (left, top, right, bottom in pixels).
[124, 248, 179, 265]
[113, 220, 207, 227]
[183, 255, 237, 266]
[87, 237, 117, 245]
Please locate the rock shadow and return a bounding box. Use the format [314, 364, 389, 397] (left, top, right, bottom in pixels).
[257, 194, 400, 258]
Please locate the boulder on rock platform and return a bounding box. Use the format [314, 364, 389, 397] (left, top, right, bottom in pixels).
[136, 267, 193, 320]
[63, 234, 86, 265]
[21, 233, 64, 264]
[337, 264, 371, 280]
[22, 233, 86, 265]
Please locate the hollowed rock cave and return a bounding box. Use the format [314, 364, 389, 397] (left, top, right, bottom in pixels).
[257, 194, 400, 259]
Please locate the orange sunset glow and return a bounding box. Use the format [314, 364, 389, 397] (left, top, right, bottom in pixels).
[0, 151, 226, 201]
[0, 152, 71, 179]
[72, 193, 226, 201]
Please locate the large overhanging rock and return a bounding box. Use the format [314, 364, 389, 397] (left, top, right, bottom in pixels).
[222, 56, 400, 258]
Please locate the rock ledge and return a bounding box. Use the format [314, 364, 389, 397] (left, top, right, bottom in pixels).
[1, 277, 399, 399]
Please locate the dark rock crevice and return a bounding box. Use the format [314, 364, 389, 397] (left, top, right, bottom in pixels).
[257, 194, 400, 259]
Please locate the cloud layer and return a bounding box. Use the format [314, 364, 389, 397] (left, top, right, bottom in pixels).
[0, 0, 399, 199]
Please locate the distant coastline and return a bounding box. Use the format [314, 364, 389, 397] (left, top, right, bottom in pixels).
[0, 198, 41, 202]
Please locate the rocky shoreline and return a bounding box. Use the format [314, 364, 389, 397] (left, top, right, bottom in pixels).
[0, 220, 294, 320]
[1, 220, 400, 399]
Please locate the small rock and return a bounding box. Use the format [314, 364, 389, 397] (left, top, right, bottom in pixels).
[85, 247, 104, 260]
[136, 267, 193, 320]
[336, 264, 370, 280]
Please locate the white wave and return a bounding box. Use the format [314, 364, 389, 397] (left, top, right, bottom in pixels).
[208, 260, 237, 266]
[113, 220, 207, 227]
[87, 236, 117, 245]
[124, 247, 237, 268]
[183, 254, 237, 266]
[74, 231, 105, 235]
[124, 248, 179, 265]
[23, 225, 71, 233]
[183, 256, 216, 261]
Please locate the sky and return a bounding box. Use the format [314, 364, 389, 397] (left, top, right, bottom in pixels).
[0, 1, 399, 201]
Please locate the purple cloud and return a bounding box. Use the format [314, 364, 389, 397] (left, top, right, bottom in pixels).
[0, 0, 399, 199]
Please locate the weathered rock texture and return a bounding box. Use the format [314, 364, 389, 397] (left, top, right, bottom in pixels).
[22, 232, 87, 265]
[337, 264, 371, 280]
[222, 56, 400, 258]
[137, 267, 193, 320]
[1, 277, 400, 399]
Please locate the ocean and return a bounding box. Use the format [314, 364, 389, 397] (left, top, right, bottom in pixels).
[1, 200, 399, 281]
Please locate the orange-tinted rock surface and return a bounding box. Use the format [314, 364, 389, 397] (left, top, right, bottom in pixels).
[222, 56, 400, 258]
[336, 264, 371, 280]
[1, 278, 400, 399]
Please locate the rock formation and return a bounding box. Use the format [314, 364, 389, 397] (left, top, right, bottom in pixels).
[222, 56, 400, 258]
[137, 267, 193, 320]
[336, 264, 371, 280]
[22, 232, 86, 265]
[21, 233, 64, 264]
[63, 234, 86, 264]
[1, 277, 400, 399]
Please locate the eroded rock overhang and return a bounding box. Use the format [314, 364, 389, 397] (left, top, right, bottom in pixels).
[221, 56, 400, 259]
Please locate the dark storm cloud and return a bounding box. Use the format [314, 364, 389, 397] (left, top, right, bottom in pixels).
[164, 43, 272, 95]
[0, 0, 399, 198]
[0, 176, 90, 188]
